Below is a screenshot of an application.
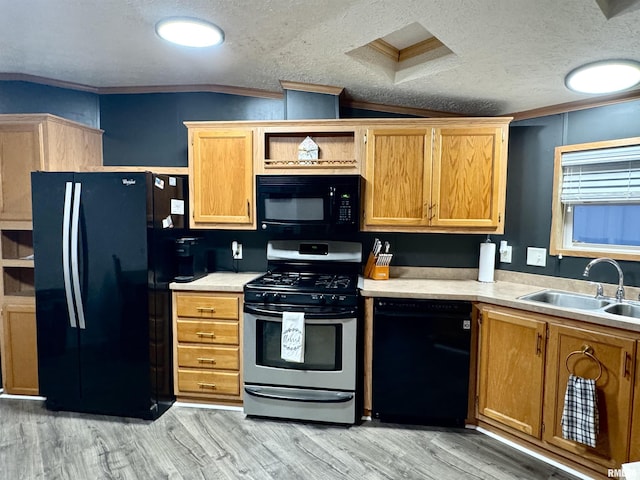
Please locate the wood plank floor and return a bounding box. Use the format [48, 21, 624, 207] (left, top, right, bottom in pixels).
[0, 398, 582, 480]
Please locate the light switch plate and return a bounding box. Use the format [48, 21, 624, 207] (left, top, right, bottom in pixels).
[526, 247, 547, 267]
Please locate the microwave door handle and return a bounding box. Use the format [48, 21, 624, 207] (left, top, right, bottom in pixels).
[328, 186, 335, 219]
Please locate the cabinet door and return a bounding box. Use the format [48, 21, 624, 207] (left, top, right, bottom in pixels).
[477, 306, 546, 437]
[431, 127, 504, 229]
[191, 129, 253, 227]
[1, 303, 39, 395]
[543, 324, 635, 468]
[364, 129, 431, 226]
[0, 123, 43, 221]
[629, 340, 640, 462]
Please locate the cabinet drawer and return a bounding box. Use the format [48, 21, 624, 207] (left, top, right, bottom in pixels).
[176, 320, 239, 345]
[177, 370, 240, 396]
[177, 345, 239, 370]
[176, 294, 238, 319]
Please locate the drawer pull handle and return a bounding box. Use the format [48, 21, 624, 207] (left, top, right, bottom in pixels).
[197, 357, 217, 364]
[197, 306, 216, 313]
[196, 331, 216, 338]
[197, 382, 217, 389]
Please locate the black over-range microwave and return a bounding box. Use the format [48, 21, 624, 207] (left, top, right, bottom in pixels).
[256, 174, 361, 236]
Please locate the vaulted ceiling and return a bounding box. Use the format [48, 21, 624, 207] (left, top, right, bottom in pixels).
[2, 0, 640, 116]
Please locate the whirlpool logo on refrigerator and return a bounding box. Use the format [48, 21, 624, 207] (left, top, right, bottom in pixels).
[121, 179, 136, 186]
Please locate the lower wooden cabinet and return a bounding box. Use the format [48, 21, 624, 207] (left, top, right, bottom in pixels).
[631, 341, 640, 462]
[543, 323, 635, 469]
[477, 306, 546, 437]
[172, 291, 243, 404]
[1, 302, 39, 395]
[476, 304, 639, 477]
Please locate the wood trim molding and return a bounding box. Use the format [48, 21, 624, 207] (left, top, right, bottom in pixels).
[342, 99, 464, 118]
[0, 73, 99, 93]
[98, 84, 283, 99]
[510, 89, 640, 120]
[398, 37, 446, 62]
[368, 39, 399, 61]
[279, 80, 344, 96]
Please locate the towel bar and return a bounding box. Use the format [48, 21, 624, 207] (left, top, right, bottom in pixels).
[565, 345, 603, 382]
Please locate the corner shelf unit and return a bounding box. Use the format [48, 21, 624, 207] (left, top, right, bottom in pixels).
[1, 225, 35, 300]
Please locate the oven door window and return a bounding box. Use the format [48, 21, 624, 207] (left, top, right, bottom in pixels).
[256, 319, 342, 371]
[264, 196, 325, 222]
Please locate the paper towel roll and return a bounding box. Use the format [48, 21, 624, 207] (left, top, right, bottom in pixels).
[478, 242, 496, 283]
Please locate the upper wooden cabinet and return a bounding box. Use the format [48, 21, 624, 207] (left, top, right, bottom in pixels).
[431, 126, 505, 229]
[364, 128, 431, 226]
[364, 120, 509, 233]
[477, 305, 547, 438]
[0, 114, 103, 221]
[188, 128, 254, 229]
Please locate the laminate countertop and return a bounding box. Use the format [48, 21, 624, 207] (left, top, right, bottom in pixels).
[170, 272, 262, 292]
[169, 270, 640, 333]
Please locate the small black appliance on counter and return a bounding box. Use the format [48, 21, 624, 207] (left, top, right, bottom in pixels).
[174, 237, 207, 282]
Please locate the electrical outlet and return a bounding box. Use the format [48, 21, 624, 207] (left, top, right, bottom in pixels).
[500, 245, 512, 263]
[232, 241, 243, 260]
[526, 247, 546, 267]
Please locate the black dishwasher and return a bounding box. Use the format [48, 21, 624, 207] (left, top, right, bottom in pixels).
[372, 298, 472, 427]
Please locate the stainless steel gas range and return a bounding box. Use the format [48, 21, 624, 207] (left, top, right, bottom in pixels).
[243, 240, 362, 425]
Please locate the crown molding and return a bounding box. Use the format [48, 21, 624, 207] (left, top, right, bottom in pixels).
[0, 73, 99, 93]
[98, 84, 282, 99]
[342, 99, 464, 118]
[279, 80, 344, 96]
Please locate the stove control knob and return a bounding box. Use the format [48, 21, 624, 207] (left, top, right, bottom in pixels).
[317, 294, 326, 304]
[260, 292, 269, 301]
[330, 295, 338, 303]
[272, 292, 281, 301]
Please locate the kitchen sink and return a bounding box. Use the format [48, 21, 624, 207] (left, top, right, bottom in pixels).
[518, 290, 613, 310]
[603, 302, 640, 319]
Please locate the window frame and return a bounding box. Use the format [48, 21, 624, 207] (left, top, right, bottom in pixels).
[550, 136, 640, 262]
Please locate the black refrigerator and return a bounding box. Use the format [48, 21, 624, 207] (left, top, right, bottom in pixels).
[31, 171, 187, 419]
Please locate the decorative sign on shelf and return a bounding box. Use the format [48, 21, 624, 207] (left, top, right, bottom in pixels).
[298, 136, 319, 162]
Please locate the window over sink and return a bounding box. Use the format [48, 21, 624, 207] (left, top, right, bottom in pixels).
[550, 137, 640, 260]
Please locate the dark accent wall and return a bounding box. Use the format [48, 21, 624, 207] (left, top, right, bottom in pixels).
[284, 90, 339, 119]
[99, 92, 283, 167]
[500, 99, 640, 287]
[0, 81, 99, 127]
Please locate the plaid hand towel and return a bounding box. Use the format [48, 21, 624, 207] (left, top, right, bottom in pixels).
[561, 374, 599, 448]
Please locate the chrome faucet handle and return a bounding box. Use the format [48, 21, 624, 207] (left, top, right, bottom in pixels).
[616, 285, 625, 303]
[589, 282, 604, 298]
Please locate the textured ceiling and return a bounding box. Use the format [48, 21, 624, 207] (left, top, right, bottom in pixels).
[2, 0, 640, 116]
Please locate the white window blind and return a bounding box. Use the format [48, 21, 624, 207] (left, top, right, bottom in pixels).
[561, 144, 640, 204]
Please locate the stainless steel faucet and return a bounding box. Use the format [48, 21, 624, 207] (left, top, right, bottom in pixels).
[583, 257, 625, 302]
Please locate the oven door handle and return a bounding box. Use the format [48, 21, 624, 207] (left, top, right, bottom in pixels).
[243, 304, 357, 319]
[244, 385, 354, 403]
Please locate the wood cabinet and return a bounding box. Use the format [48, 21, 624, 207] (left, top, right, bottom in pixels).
[477, 306, 546, 438]
[172, 291, 243, 404]
[0, 114, 103, 221]
[364, 129, 431, 226]
[630, 340, 640, 462]
[475, 303, 639, 477]
[0, 301, 38, 395]
[543, 323, 636, 470]
[363, 121, 509, 233]
[431, 126, 505, 229]
[187, 127, 254, 229]
[0, 114, 102, 395]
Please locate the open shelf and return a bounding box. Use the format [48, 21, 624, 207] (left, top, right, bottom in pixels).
[2, 230, 33, 261]
[3, 267, 35, 297]
[264, 131, 356, 169]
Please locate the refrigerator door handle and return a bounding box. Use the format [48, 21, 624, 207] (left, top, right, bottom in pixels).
[62, 182, 77, 329]
[70, 182, 86, 330]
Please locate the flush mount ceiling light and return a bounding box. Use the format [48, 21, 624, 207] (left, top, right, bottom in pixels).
[565, 59, 640, 94]
[155, 17, 224, 47]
